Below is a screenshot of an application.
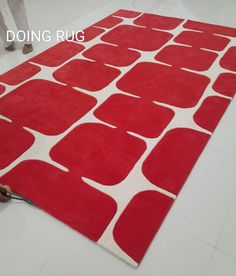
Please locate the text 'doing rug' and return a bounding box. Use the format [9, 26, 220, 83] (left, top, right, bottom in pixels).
[0, 9, 235, 267]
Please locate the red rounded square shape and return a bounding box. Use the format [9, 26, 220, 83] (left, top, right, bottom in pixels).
[0, 160, 117, 241]
[0, 120, 34, 169]
[213, 73, 236, 97]
[50, 123, 146, 185]
[184, 20, 236, 37]
[193, 96, 230, 132]
[53, 59, 121, 91]
[155, 45, 218, 71]
[94, 94, 174, 137]
[174, 31, 230, 51]
[79, 26, 105, 42]
[94, 15, 123, 28]
[83, 43, 140, 67]
[82, 26, 105, 42]
[0, 84, 5, 95]
[101, 25, 173, 51]
[0, 62, 41, 85]
[0, 79, 97, 135]
[117, 62, 210, 108]
[134, 13, 184, 30]
[142, 128, 210, 195]
[112, 9, 141, 18]
[113, 191, 173, 263]
[30, 41, 85, 67]
[220, 47, 236, 72]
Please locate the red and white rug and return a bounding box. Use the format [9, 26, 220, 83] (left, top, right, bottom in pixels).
[0, 9, 235, 267]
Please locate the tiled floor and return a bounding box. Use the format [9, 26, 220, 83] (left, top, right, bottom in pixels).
[0, 0, 235, 275]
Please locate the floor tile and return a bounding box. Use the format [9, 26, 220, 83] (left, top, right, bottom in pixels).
[0, 203, 68, 276]
[206, 250, 236, 276]
[208, 98, 236, 156]
[38, 224, 214, 276]
[165, 146, 236, 246]
[217, 193, 236, 258]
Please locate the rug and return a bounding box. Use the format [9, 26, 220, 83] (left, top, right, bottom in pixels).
[0, 9, 235, 267]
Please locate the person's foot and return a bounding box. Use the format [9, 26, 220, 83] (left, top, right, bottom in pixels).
[4, 42, 15, 52]
[23, 43, 33, 54]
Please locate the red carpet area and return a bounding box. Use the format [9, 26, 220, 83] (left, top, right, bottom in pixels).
[0, 9, 235, 266]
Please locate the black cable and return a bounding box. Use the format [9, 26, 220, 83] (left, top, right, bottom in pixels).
[0, 184, 36, 206]
[7, 194, 35, 206]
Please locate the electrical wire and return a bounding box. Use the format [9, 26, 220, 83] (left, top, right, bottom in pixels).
[6, 194, 35, 206]
[0, 184, 36, 206]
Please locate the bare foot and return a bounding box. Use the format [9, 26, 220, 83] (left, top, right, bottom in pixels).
[4, 43, 15, 52]
[23, 44, 33, 54]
